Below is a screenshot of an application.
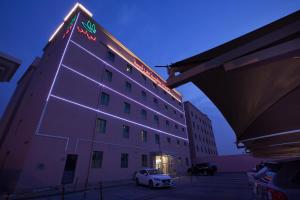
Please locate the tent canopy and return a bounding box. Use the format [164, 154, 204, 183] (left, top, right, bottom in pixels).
[167, 10, 300, 158]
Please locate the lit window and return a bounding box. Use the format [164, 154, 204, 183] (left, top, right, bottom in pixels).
[141, 154, 148, 167]
[96, 118, 106, 134]
[91, 151, 103, 168]
[126, 64, 132, 74]
[108, 51, 115, 62]
[122, 125, 130, 138]
[141, 109, 147, 120]
[141, 130, 147, 142]
[123, 102, 131, 114]
[105, 69, 112, 82]
[121, 153, 128, 168]
[100, 92, 110, 106]
[155, 134, 160, 144]
[125, 81, 132, 92]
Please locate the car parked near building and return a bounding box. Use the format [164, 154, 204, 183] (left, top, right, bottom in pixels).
[187, 163, 217, 176]
[135, 168, 174, 188]
[250, 159, 300, 200]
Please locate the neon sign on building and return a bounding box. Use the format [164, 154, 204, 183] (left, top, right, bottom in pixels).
[77, 20, 97, 41]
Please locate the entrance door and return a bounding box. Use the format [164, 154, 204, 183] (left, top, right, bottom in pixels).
[61, 154, 78, 184]
[155, 155, 174, 175]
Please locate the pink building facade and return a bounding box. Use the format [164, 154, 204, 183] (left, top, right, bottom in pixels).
[0, 4, 190, 192]
[184, 101, 218, 165]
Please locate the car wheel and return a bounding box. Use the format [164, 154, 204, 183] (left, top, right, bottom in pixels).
[135, 178, 140, 186]
[149, 180, 154, 188]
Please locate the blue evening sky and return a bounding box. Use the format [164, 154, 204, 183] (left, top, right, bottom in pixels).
[0, 0, 299, 155]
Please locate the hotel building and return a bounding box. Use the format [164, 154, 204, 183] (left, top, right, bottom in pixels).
[184, 101, 218, 164]
[0, 3, 189, 191]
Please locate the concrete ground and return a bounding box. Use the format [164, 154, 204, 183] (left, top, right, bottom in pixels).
[12, 173, 253, 200]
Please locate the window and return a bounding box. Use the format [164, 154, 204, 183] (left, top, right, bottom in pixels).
[126, 64, 132, 74]
[123, 102, 131, 114]
[100, 92, 110, 106]
[105, 69, 112, 82]
[182, 127, 185, 132]
[173, 110, 176, 114]
[91, 151, 103, 168]
[153, 98, 158, 106]
[141, 130, 147, 142]
[141, 154, 148, 167]
[122, 125, 130, 138]
[125, 81, 132, 92]
[179, 102, 182, 106]
[141, 91, 147, 100]
[108, 51, 115, 62]
[196, 145, 199, 152]
[180, 114, 183, 118]
[177, 140, 180, 145]
[141, 109, 147, 120]
[154, 115, 159, 126]
[121, 153, 128, 168]
[164, 104, 168, 110]
[152, 82, 157, 89]
[167, 137, 171, 144]
[155, 134, 160, 144]
[185, 157, 189, 166]
[96, 118, 106, 133]
[141, 74, 147, 83]
[166, 120, 170, 128]
[191, 111, 194, 117]
[193, 122, 195, 128]
[195, 134, 197, 139]
[184, 141, 187, 146]
[175, 124, 178, 129]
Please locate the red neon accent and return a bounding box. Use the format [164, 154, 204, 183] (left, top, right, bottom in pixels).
[77, 26, 96, 41]
[267, 188, 288, 200]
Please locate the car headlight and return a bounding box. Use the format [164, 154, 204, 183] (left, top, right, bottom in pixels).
[153, 178, 161, 181]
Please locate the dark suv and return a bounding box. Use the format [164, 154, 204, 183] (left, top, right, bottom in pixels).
[187, 163, 217, 176]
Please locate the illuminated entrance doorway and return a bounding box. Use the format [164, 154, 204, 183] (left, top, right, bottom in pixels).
[154, 154, 176, 175]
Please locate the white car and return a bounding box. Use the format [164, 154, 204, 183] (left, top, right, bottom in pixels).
[135, 168, 174, 188]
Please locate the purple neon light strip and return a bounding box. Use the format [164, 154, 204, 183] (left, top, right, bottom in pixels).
[61, 64, 186, 127]
[69, 39, 184, 114]
[46, 13, 80, 101]
[50, 94, 188, 141]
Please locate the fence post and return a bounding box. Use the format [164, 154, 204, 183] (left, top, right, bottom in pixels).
[61, 184, 65, 200]
[99, 181, 103, 200]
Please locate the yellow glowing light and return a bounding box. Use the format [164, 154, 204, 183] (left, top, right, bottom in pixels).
[49, 2, 93, 42]
[107, 45, 182, 102]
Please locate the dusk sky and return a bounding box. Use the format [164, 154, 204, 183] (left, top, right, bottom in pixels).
[0, 0, 299, 155]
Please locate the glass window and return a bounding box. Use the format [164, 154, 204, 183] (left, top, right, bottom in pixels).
[166, 120, 170, 128]
[182, 127, 185, 132]
[141, 154, 148, 167]
[96, 118, 106, 133]
[108, 51, 115, 62]
[196, 145, 199, 152]
[185, 157, 189, 166]
[155, 134, 160, 144]
[126, 64, 132, 74]
[122, 125, 130, 138]
[141, 91, 147, 101]
[164, 104, 168, 110]
[100, 92, 110, 106]
[105, 69, 112, 82]
[141, 109, 147, 120]
[141, 74, 147, 83]
[121, 153, 128, 168]
[125, 81, 132, 92]
[184, 141, 187, 146]
[167, 137, 171, 144]
[141, 130, 147, 142]
[154, 115, 159, 126]
[123, 102, 131, 114]
[177, 140, 180, 145]
[180, 114, 183, 118]
[173, 110, 176, 114]
[152, 82, 157, 89]
[91, 151, 103, 168]
[175, 124, 178, 129]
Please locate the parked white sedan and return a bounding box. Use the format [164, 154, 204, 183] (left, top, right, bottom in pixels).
[135, 168, 174, 188]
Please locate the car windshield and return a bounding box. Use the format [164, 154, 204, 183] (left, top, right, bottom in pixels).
[148, 169, 163, 175]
